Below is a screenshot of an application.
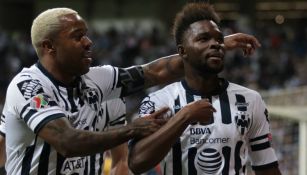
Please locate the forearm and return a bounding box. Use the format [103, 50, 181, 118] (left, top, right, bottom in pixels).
[111, 160, 129, 175]
[129, 112, 189, 174]
[0, 136, 5, 167]
[63, 127, 133, 157]
[39, 118, 135, 158]
[110, 143, 129, 175]
[142, 54, 183, 88]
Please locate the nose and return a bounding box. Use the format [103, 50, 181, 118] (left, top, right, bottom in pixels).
[210, 39, 223, 50]
[82, 36, 93, 49]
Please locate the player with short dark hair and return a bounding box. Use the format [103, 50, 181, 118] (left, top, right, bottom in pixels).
[128, 3, 281, 175]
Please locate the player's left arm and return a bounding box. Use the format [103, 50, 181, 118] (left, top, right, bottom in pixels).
[110, 143, 129, 175]
[0, 135, 5, 167]
[120, 33, 261, 96]
[248, 93, 281, 175]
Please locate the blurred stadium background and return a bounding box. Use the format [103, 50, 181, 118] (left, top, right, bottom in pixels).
[0, 0, 306, 175]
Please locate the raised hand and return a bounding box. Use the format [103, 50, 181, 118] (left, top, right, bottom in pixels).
[224, 33, 261, 56]
[130, 107, 169, 139]
[179, 99, 216, 124]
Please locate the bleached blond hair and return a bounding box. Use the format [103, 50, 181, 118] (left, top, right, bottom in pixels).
[31, 8, 78, 55]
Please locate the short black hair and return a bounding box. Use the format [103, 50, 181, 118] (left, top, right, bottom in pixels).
[172, 3, 220, 45]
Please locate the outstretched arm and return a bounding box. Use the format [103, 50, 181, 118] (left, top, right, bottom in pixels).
[140, 33, 260, 88]
[38, 108, 168, 157]
[224, 33, 261, 56]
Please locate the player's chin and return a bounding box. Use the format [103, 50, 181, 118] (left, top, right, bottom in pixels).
[78, 66, 90, 75]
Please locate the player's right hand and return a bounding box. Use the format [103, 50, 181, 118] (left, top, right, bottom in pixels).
[180, 99, 216, 124]
[131, 107, 169, 139]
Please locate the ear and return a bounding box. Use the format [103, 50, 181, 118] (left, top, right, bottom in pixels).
[177, 45, 187, 59]
[41, 39, 55, 54]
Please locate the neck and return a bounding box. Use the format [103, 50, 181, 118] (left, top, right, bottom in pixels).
[39, 57, 76, 86]
[184, 66, 220, 95]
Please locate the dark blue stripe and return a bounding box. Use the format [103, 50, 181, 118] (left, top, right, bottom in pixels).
[34, 114, 65, 134]
[24, 109, 38, 123]
[103, 104, 110, 130]
[222, 146, 231, 175]
[56, 153, 65, 175]
[20, 103, 30, 119]
[21, 145, 36, 175]
[67, 88, 78, 113]
[219, 91, 231, 124]
[52, 89, 60, 102]
[188, 147, 197, 175]
[249, 134, 268, 142]
[235, 141, 243, 175]
[172, 139, 182, 175]
[251, 141, 271, 151]
[89, 155, 95, 175]
[37, 142, 51, 175]
[112, 66, 117, 90]
[98, 153, 104, 175]
[252, 161, 278, 170]
[235, 94, 247, 111]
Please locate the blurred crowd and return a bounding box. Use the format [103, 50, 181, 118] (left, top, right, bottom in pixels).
[0, 18, 305, 174]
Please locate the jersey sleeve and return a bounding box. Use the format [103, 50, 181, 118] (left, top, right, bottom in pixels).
[247, 92, 278, 170]
[138, 90, 173, 119]
[105, 98, 127, 129]
[0, 113, 5, 137]
[4, 76, 65, 134]
[86, 65, 145, 101]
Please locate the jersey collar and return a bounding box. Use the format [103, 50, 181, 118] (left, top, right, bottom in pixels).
[181, 78, 229, 96]
[35, 61, 81, 88]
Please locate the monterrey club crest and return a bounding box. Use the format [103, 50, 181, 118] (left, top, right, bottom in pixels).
[235, 111, 250, 135]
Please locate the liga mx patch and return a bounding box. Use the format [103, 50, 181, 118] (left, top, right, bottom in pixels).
[30, 94, 50, 109]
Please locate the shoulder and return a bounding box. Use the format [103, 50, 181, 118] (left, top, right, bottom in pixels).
[148, 82, 182, 99]
[227, 82, 262, 100]
[86, 65, 118, 77]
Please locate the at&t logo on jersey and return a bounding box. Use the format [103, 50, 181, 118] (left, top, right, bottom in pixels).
[196, 148, 222, 174]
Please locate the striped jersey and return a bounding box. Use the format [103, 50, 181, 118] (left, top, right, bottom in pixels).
[139, 79, 278, 175]
[2, 62, 134, 175]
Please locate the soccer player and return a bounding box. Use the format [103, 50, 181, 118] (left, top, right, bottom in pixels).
[1, 7, 260, 175]
[0, 98, 130, 175]
[128, 3, 282, 175]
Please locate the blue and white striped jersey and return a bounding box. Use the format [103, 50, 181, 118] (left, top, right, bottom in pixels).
[139, 79, 278, 175]
[2, 62, 131, 175]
